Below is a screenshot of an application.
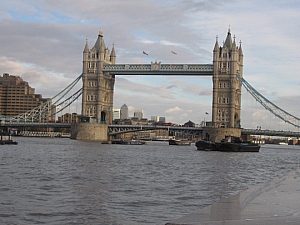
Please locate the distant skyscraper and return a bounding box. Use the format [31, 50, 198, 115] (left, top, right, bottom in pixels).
[113, 108, 121, 120]
[159, 116, 166, 123]
[134, 110, 144, 120]
[120, 104, 128, 119]
[151, 116, 159, 122]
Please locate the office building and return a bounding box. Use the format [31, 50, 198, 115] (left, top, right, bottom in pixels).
[113, 108, 121, 120]
[120, 103, 128, 119]
[151, 116, 159, 122]
[159, 116, 166, 123]
[134, 110, 144, 120]
[0, 73, 54, 121]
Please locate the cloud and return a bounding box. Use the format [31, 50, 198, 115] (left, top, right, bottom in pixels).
[165, 106, 183, 114]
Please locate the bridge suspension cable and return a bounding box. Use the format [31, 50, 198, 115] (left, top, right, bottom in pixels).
[3, 74, 83, 122]
[237, 75, 300, 128]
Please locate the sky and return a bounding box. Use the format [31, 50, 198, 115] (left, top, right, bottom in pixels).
[1, 0, 300, 131]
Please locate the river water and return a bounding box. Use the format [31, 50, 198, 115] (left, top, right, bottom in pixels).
[1, 137, 300, 225]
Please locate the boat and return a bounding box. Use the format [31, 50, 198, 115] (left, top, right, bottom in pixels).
[169, 139, 192, 146]
[111, 139, 147, 145]
[195, 136, 260, 152]
[195, 140, 216, 151]
[0, 133, 18, 145]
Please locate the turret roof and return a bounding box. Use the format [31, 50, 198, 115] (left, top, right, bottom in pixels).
[83, 39, 89, 53]
[93, 28, 106, 53]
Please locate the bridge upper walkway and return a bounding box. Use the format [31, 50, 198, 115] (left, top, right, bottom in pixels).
[102, 63, 214, 75]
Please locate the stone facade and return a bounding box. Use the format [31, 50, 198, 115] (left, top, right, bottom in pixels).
[81, 28, 116, 124]
[203, 127, 242, 142]
[212, 28, 243, 128]
[70, 123, 109, 141]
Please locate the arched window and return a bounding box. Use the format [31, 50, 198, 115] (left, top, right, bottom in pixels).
[101, 111, 106, 124]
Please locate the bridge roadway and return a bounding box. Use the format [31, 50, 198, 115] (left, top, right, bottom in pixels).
[1, 122, 300, 138]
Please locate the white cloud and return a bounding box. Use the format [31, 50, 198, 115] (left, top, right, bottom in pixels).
[165, 106, 183, 114]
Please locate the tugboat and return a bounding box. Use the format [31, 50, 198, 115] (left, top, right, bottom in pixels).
[196, 136, 260, 152]
[0, 132, 18, 145]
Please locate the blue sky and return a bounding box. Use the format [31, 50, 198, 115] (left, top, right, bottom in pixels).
[1, 0, 300, 130]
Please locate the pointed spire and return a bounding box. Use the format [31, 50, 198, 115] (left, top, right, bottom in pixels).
[110, 42, 116, 57]
[84, 39, 89, 53]
[110, 43, 116, 63]
[239, 40, 243, 56]
[99, 27, 103, 37]
[93, 28, 106, 53]
[224, 27, 232, 50]
[232, 34, 236, 49]
[214, 35, 219, 52]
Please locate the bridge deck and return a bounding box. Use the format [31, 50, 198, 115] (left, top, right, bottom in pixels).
[103, 63, 214, 75]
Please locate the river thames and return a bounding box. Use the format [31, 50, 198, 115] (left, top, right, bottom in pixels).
[1, 137, 300, 225]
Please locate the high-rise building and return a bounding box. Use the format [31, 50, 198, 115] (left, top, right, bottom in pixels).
[0, 73, 54, 121]
[159, 116, 166, 123]
[120, 104, 128, 119]
[151, 116, 159, 122]
[134, 110, 144, 120]
[113, 108, 121, 120]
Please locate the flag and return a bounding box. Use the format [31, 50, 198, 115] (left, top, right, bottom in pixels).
[143, 51, 148, 55]
[171, 51, 177, 55]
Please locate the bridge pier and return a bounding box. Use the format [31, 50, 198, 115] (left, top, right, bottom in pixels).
[203, 127, 241, 142]
[70, 123, 109, 141]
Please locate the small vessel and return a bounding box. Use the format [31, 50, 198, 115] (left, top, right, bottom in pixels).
[111, 139, 147, 145]
[195, 136, 260, 152]
[195, 140, 216, 151]
[169, 139, 192, 146]
[0, 133, 18, 145]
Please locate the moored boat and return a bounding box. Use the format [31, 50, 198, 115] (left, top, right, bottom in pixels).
[195, 140, 216, 151]
[0, 133, 18, 145]
[111, 139, 146, 145]
[195, 136, 260, 152]
[169, 139, 191, 146]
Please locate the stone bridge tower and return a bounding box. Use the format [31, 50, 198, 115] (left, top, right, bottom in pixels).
[81, 28, 116, 124]
[212, 28, 243, 129]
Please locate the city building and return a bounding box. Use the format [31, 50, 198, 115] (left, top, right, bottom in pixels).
[134, 110, 144, 120]
[57, 113, 79, 123]
[120, 104, 128, 119]
[150, 116, 159, 122]
[159, 116, 166, 123]
[0, 73, 54, 121]
[113, 108, 121, 120]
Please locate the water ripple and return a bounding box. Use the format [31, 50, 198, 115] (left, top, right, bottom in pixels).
[1, 138, 300, 224]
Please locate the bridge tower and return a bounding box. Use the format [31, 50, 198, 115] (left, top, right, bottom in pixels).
[71, 28, 116, 141]
[81, 28, 116, 123]
[212, 28, 243, 129]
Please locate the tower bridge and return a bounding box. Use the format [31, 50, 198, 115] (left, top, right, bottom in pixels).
[3, 27, 300, 141]
[71, 27, 244, 142]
